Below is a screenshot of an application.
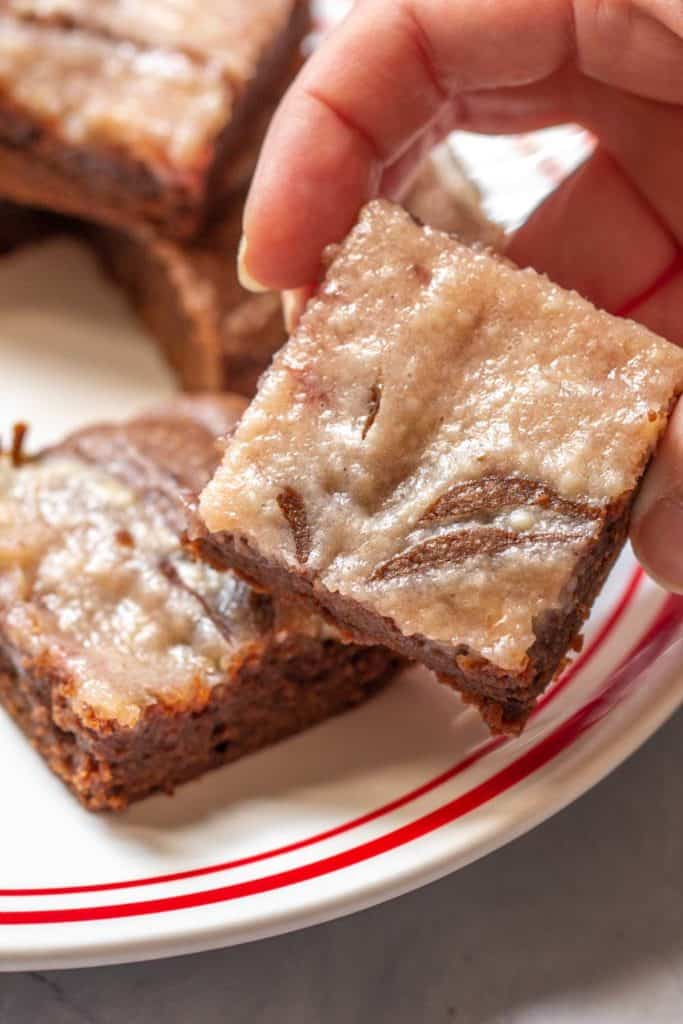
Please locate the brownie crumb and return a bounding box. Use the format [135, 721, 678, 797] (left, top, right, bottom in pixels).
[361, 382, 382, 440]
[10, 422, 28, 466]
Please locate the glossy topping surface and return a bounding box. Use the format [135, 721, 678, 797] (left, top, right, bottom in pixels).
[0, 404, 331, 727]
[201, 200, 683, 670]
[0, 15, 228, 169]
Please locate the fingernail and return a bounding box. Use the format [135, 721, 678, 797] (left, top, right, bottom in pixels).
[281, 287, 314, 334]
[237, 235, 269, 293]
[631, 493, 683, 593]
[283, 290, 309, 334]
[281, 291, 297, 334]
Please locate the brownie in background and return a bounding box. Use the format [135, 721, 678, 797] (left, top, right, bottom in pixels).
[0, 397, 398, 810]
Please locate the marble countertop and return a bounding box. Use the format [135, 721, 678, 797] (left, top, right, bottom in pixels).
[3, 707, 683, 1024]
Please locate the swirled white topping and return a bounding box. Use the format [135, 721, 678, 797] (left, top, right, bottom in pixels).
[201, 200, 683, 669]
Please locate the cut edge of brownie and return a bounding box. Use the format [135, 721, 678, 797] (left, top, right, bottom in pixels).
[190, 485, 635, 736]
[0, 636, 396, 811]
[87, 192, 286, 394]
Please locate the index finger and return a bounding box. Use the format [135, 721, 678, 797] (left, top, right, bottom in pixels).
[240, 0, 570, 290]
[240, 0, 683, 291]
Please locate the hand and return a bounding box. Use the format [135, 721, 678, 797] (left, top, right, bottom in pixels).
[239, 0, 683, 591]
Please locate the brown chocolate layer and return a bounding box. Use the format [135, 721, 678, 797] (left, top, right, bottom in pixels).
[0, 629, 393, 812]
[88, 190, 285, 394]
[419, 475, 603, 526]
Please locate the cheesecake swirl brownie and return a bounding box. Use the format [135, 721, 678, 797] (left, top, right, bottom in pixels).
[0, 397, 397, 810]
[0, 1, 308, 237]
[198, 200, 683, 734]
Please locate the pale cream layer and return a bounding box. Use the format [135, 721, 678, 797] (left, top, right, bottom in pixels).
[7, 0, 297, 82]
[0, 458, 261, 727]
[0, 15, 228, 169]
[201, 200, 683, 670]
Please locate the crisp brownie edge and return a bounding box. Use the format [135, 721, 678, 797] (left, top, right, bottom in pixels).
[191, 489, 633, 736]
[0, 635, 396, 811]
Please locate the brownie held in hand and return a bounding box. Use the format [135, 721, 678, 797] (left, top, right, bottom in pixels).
[198, 200, 683, 734]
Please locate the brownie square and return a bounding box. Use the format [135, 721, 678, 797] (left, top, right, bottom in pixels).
[0, 397, 398, 810]
[197, 199, 683, 734]
[0, 1, 308, 238]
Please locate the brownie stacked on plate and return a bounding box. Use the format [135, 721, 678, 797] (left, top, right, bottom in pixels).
[0, 0, 496, 394]
[5, 0, 678, 810]
[0, 0, 361, 808]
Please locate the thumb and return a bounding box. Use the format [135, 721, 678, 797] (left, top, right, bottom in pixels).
[631, 400, 683, 593]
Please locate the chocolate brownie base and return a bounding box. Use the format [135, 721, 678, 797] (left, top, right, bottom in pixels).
[0, 398, 398, 810]
[0, 199, 63, 253]
[192, 489, 630, 734]
[0, 628, 392, 812]
[0, 4, 308, 238]
[89, 192, 284, 395]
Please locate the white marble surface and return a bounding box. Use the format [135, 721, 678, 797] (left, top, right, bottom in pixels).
[2, 707, 683, 1023]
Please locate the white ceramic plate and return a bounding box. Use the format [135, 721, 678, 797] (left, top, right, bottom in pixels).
[1, 238, 683, 972]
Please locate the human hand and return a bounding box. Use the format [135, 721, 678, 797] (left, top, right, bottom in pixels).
[239, 0, 683, 590]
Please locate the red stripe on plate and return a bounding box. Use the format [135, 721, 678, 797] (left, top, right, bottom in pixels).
[4, 582, 677, 926]
[0, 569, 642, 899]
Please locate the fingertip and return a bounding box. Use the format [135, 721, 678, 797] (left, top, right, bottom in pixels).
[281, 286, 314, 334]
[631, 495, 683, 594]
[242, 90, 381, 291]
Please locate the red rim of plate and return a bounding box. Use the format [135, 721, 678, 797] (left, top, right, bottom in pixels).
[5, 569, 683, 924]
[0, 567, 641, 900]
